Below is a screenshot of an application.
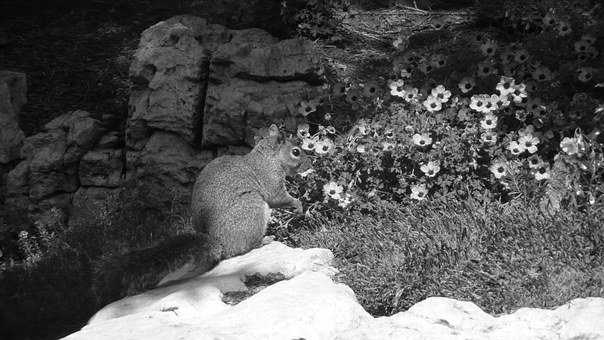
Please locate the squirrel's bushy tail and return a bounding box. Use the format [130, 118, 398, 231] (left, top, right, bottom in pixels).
[92, 233, 217, 306]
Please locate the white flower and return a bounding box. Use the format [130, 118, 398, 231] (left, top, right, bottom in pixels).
[560, 137, 579, 155]
[338, 193, 353, 208]
[481, 131, 497, 144]
[423, 95, 443, 112]
[518, 134, 539, 154]
[483, 96, 498, 112]
[577, 67, 596, 82]
[493, 94, 511, 109]
[431, 54, 447, 68]
[527, 155, 543, 169]
[534, 166, 550, 181]
[490, 162, 507, 179]
[480, 40, 498, 56]
[526, 97, 545, 114]
[412, 133, 432, 147]
[389, 79, 406, 97]
[542, 12, 556, 27]
[382, 141, 396, 151]
[323, 182, 343, 200]
[402, 86, 419, 102]
[477, 62, 496, 77]
[301, 137, 318, 151]
[496, 76, 516, 96]
[580, 34, 596, 45]
[510, 83, 528, 103]
[400, 66, 413, 78]
[420, 162, 440, 177]
[507, 141, 526, 155]
[297, 123, 310, 139]
[556, 21, 572, 36]
[575, 40, 591, 53]
[532, 66, 553, 82]
[480, 114, 498, 130]
[315, 138, 334, 155]
[298, 100, 317, 116]
[459, 77, 476, 93]
[470, 94, 490, 113]
[410, 184, 428, 200]
[514, 49, 529, 63]
[431, 85, 451, 103]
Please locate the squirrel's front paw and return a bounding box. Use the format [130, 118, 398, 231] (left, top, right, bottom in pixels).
[292, 199, 304, 215]
[262, 235, 275, 245]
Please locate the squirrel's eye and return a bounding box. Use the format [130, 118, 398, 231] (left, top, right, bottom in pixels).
[291, 148, 301, 157]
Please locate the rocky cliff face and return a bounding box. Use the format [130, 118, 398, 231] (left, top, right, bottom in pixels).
[1, 15, 324, 223]
[62, 241, 604, 340]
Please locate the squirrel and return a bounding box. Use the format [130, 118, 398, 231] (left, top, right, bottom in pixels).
[93, 124, 310, 305]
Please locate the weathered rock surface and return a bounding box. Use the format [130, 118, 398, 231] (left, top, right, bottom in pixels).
[127, 15, 323, 149]
[0, 71, 26, 164]
[79, 149, 123, 187]
[5, 110, 105, 214]
[63, 242, 604, 340]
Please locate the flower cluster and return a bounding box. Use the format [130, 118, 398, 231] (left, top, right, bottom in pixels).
[289, 3, 603, 209]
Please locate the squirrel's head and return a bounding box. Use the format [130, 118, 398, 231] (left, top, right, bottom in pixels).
[278, 138, 312, 176]
[255, 124, 312, 176]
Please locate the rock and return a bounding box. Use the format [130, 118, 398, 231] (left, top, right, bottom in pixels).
[203, 79, 319, 146]
[79, 149, 123, 187]
[127, 15, 220, 146]
[125, 132, 211, 209]
[212, 37, 323, 79]
[137, 132, 199, 185]
[62, 242, 604, 340]
[96, 132, 121, 149]
[203, 36, 323, 147]
[0, 71, 26, 164]
[127, 15, 324, 148]
[15, 110, 104, 201]
[44, 110, 105, 150]
[336, 297, 604, 340]
[6, 159, 29, 195]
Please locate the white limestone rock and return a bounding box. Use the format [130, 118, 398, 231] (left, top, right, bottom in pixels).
[63, 241, 604, 340]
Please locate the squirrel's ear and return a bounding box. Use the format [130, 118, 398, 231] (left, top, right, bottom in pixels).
[268, 124, 279, 137]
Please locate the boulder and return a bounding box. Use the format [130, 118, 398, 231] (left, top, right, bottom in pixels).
[6, 159, 30, 196]
[63, 242, 604, 340]
[127, 15, 324, 149]
[16, 110, 104, 201]
[79, 149, 123, 187]
[203, 36, 323, 147]
[0, 71, 26, 164]
[203, 79, 319, 146]
[127, 16, 226, 147]
[126, 132, 212, 208]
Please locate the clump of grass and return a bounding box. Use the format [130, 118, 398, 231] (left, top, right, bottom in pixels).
[288, 198, 604, 316]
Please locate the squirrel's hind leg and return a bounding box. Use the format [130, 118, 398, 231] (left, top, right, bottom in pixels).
[212, 196, 270, 259]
